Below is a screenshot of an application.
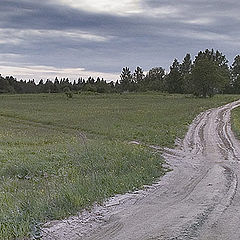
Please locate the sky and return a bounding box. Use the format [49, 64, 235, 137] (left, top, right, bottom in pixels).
[0, 0, 240, 82]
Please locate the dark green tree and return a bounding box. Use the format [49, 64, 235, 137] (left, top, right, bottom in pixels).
[144, 67, 165, 91]
[0, 75, 15, 93]
[165, 59, 183, 93]
[192, 49, 230, 96]
[180, 53, 193, 93]
[25, 80, 38, 93]
[53, 77, 61, 93]
[133, 66, 144, 84]
[37, 79, 44, 93]
[230, 55, 240, 93]
[232, 55, 240, 78]
[181, 53, 192, 75]
[192, 58, 228, 97]
[6, 76, 18, 93]
[43, 79, 54, 93]
[120, 67, 133, 92]
[95, 78, 111, 93]
[83, 77, 97, 92]
[115, 80, 121, 93]
[77, 78, 85, 91]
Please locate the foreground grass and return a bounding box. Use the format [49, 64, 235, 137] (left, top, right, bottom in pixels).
[0, 93, 239, 239]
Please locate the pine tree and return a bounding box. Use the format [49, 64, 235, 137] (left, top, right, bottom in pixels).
[120, 67, 133, 92]
[181, 53, 192, 75]
[165, 59, 183, 93]
[133, 67, 144, 83]
[133, 66, 145, 91]
[231, 55, 240, 93]
[232, 55, 240, 79]
[180, 53, 192, 93]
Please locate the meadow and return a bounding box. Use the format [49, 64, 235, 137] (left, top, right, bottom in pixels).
[0, 92, 239, 239]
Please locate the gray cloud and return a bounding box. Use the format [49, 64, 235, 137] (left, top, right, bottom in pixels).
[0, 0, 239, 81]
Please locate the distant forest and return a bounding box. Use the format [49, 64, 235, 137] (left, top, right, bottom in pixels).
[1, 49, 240, 97]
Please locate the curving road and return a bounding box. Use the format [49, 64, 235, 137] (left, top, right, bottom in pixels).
[43, 100, 240, 240]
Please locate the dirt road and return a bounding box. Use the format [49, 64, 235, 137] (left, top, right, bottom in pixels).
[43, 100, 240, 240]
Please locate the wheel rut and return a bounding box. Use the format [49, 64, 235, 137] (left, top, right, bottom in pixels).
[42, 100, 240, 240]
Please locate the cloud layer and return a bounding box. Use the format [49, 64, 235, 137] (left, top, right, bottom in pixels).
[0, 0, 239, 82]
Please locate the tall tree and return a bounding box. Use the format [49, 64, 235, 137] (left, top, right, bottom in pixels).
[165, 59, 183, 93]
[231, 55, 240, 93]
[77, 78, 85, 91]
[192, 49, 230, 97]
[0, 75, 14, 93]
[232, 55, 240, 79]
[133, 66, 144, 91]
[181, 53, 192, 75]
[53, 77, 61, 93]
[120, 67, 133, 92]
[180, 53, 192, 93]
[144, 67, 165, 91]
[133, 67, 144, 84]
[192, 58, 228, 97]
[196, 49, 230, 85]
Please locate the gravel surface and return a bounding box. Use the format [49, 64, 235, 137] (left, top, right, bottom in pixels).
[42, 100, 240, 240]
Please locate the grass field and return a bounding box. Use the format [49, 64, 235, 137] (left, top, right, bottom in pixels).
[0, 92, 239, 239]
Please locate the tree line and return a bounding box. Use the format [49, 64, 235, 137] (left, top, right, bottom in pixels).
[1, 49, 240, 97]
[0, 76, 117, 94]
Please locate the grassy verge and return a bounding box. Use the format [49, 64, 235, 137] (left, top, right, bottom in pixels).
[0, 93, 239, 239]
[231, 105, 240, 139]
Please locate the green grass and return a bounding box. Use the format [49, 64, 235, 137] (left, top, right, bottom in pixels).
[0, 92, 239, 239]
[231, 105, 240, 139]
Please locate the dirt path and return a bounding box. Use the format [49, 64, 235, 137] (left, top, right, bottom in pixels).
[43, 100, 240, 240]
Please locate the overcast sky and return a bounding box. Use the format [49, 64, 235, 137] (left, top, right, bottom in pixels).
[0, 0, 239, 82]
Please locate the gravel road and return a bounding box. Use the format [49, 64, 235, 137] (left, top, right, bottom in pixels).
[43, 100, 240, 240]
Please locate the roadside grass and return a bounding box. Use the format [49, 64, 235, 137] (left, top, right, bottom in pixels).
[0, 93, 239, 239]
[231, 106, 240, 139]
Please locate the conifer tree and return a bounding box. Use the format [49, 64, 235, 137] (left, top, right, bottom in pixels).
[165, 59, 183, 93]
[180, 53, 193, 93]
[231, 55, 240, 93]
[120, 67, 133, 92]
